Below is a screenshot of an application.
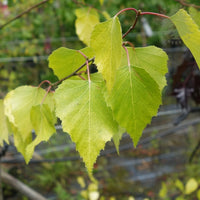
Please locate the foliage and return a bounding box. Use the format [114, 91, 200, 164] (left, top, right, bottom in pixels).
[170, 9, 200, 68]
[77, 176, 137, 200]
[0, 99, 9, 145]
[0, 0, 193, 95]
[159, 176, 200, 200]
[0, 1, 200, 176]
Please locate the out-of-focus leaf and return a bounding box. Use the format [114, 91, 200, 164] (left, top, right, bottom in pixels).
[185, 178, 198, 195]
[75, 7, 99, 45]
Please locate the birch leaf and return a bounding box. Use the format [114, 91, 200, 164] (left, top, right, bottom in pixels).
[108, 66, 161, 145]
[90, 17, 122, 91]
[55, 80, 118, 174]
[48, 47, 94, 79]
[0, 100, 10, 146]
[75, 7, 100, 45]
[170, 9, 200, 68]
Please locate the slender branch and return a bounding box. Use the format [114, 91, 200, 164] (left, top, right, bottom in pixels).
[189, 139, 200, 163]
[122, 10, 141, 39]
[115, 7, 138, 17]
[77, 74, 86, 80]
[77, 50, 88, 60]
[123, 41, 135, 49]
[41, 85, 52, 105]
[77, 50, 90, 81]
[1, 169, 47, 200]
[115, 8, 169, 39]
[38, 80, 52, 88]
[51, 57, 95, 87]
[175, 0, 200, 9]
[140, 12, 169, 19]
[0, 0, 50, 30]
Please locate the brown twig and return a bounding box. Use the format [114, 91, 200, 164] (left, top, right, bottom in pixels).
[51, 57, 95, 87]
[175, 0, 200, 9]
[38, 80, 52, 88]
[0, 0, 50, 30]
[41, 85, 52, 104]
[115, 7, 138, 17]
[1, 169, 47, 200]
[77, 74, 86, 80]
[122, 10, 141, 39]
[140, 11, 169, 19]
[77, 50, 91, 81]
[115, 8, 169, 39]
[123, 41, 135, 49]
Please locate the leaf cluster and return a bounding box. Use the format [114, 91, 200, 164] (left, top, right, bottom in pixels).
[1, 4, 200, 176]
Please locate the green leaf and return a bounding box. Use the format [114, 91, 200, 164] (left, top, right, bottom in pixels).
[170, 9, 200, 68]
[90, 17, 122, 91]
[77, 176, 86, 188]
[185, 178, 198, 195]
[102, 11, 111, 20]
[197, 189, 200, 200]
[4, 86, 55, 161]
[189, 7, 200, 28]
[99, 0, 104, 6]
[112, 127, 125, 154]
[25, 104, 56, 162]
[55, 80, 118, 174]
[12, 125, 32, 159]
[48, 47, 94, 80]
[175, 179, 184, 192]
[0, 100, 10, 146]
[107, 66, 161, 146]
[120, 46, 168, 91]
[159, 182, 168, 198]
[75, 8, 100, 46]
[175, 196, 185, 200]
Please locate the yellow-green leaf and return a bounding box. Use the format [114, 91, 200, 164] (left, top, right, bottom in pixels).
[120, 46, 168, 91]
[75, 8, 100, 46]
[159, 182, 168, 198]
[99, 0, 104, 6]
[12, 125, 32, 159]
[0, 100, 10, 146]
[90, 17, 122, 91]
[170, 9, 200, 68]
[102, 11, 111, 20]
[107, 66, 161, 146]
[112, 127, 125, 154]
[189, 7, 200, 28]
[48, 47, 94, 80]
[25, 104, 56, 162]
[55, 80, 118, 174]
[175, 197, 185, 200]
[4, 86, 55, 161]
[77, 176, 86, 188]
[175, 179, 184, 192]
[185, 178, 198, 195]
[197, 189, 200, 200]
